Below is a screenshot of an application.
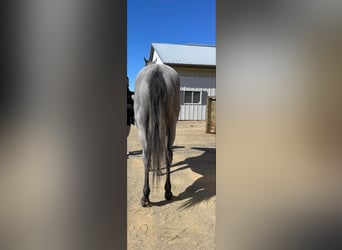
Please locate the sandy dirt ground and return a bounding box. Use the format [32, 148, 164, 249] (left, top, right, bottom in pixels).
[127, 121, 216, 250]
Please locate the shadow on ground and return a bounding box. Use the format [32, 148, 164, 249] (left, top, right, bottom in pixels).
[152, 147, 216, 209]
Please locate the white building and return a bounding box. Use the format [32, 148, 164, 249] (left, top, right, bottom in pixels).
[147, 43, 216, 120]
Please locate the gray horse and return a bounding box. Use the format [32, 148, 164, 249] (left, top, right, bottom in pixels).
[134, 59, 180, 207]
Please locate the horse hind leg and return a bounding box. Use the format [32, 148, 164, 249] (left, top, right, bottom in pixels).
[164, 152, 173, 201]
[164, 124, 176, 201]
[141, 148, 151, 207]
[139, 125, 151, 207]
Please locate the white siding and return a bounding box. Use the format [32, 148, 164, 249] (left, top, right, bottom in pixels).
[178, 75, 216, 120]
[152, 51, 163, 64]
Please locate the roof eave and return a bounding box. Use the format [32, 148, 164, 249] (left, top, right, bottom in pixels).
[165, 63, 216, 69]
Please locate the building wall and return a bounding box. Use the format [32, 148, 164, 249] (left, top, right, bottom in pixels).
[178, 74, 216, 120]
[153, 51, 216, 120]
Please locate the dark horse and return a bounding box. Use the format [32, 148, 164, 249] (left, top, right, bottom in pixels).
[134, 59, 180, 207]
[127, 76, 135, 138]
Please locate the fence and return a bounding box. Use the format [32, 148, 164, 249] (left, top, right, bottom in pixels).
[205, 96, 216, 134]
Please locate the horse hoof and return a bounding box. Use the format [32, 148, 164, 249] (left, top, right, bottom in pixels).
[141, 197, 150, 207]
[165, 191, 173, 201]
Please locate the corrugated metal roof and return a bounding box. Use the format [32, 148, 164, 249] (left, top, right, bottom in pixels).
[151, 43, 216, 67]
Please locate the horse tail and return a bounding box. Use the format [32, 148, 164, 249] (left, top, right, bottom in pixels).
[148, 68, 167, 184]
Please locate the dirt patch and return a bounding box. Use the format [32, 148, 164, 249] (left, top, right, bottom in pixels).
[127, 121, 216, 249]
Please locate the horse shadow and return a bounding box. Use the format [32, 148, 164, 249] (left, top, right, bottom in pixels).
[151, 147, 216, 209]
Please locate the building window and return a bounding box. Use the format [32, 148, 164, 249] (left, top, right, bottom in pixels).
[184, 91, 201, 104]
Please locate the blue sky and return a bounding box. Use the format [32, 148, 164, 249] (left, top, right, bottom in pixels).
[127, 0, 216, 90]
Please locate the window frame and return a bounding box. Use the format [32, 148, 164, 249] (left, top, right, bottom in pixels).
[183, 90, 202, 104]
